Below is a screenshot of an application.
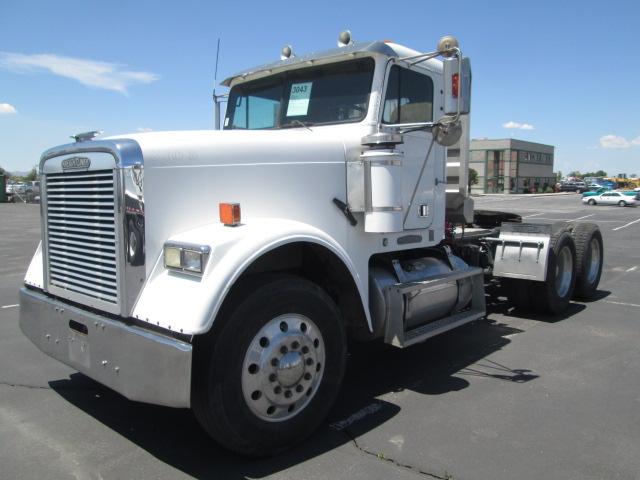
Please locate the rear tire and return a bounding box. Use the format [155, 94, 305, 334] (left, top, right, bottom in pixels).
[534, 231, 577, 315]
[192, 275, 346, 456]
[618, 200, 626, 207]
[571, 223, 603, 299]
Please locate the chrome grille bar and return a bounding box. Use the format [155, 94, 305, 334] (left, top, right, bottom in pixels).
[45, 169, 119, 305]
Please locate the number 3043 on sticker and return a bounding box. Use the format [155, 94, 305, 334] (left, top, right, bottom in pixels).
[287, 82, 313, 117]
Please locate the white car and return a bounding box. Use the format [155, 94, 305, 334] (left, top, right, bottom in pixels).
[583, 191, 637, 206]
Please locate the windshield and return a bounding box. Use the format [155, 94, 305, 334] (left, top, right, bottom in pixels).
[224, 58, 375, 130]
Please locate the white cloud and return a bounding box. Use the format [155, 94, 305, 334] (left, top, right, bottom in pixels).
[136, 127, 153, 132]
[599, 134, 640, 149]
[502, 121, 534, 130]
[0, 103, 17, 114]
[0, 52, 159, 95]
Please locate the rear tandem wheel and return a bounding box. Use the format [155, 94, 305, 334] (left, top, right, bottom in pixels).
[570, 222, 603, 299]
[506, 228, 577, 315]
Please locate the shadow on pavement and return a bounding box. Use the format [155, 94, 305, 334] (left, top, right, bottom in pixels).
[49, 316, 530, 479]
[484, 285, 597, 323]
[575, 289, 611, 303]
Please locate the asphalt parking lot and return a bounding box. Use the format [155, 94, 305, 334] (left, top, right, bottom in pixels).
[1, 194, 639, 480]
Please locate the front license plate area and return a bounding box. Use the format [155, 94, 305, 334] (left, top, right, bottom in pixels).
[68, 323, 90, 369]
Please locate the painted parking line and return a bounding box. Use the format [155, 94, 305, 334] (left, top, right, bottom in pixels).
[1, 304, 19, 309]
[626, 266, 638, 273]
[522, 218, 623, 223]
[605, 300, 640, 308]
[566, 214, 595, 222]
[523, 213, 544, 218]
[612, 218, 640, 231]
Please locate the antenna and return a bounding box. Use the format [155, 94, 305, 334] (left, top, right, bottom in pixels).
[212, 38, 228, 130]
[214, 38, 220, 87]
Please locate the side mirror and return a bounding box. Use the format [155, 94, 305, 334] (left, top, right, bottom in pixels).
[443, 57, 471, 115]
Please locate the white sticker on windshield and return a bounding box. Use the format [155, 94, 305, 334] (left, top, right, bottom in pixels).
[286, 82, 313, 116]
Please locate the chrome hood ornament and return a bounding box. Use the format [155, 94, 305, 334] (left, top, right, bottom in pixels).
[70, 130, 102, 142]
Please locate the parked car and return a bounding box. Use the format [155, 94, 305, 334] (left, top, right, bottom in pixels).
[7, 183, 27, 195]
[583, 187, 637, 198]
[583, 191, 637, 206]
[559, 181, 587, 193]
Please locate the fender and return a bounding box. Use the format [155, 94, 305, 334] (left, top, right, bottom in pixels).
[131, 218, 371, 335]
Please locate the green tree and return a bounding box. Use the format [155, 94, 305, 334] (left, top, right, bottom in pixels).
[24, 166, 38, 182]
[583, 170, 607, 178]
[468, 168, 479, 189]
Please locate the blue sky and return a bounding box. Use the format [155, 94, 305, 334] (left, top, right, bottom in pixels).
[1, 0, 638, 176]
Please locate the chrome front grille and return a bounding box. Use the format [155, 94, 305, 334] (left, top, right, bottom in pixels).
[45, 170, 119, 304]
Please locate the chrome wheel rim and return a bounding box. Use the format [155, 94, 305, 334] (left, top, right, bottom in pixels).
[555, 246, 573, 298]
[242, 314, 325, 422]
[586, 239, 601, 284]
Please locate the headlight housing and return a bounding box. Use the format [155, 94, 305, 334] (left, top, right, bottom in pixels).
[163, 242, 211, 275]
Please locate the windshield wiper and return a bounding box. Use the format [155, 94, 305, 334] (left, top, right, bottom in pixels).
[280, 120, 314, 131]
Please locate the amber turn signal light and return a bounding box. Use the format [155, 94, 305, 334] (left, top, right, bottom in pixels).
[219, 203, 241, 226]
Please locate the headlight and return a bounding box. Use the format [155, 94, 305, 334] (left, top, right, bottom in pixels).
[163, 242, 211, 275]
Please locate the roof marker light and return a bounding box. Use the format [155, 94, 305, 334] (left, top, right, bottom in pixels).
[281, 45, 294, 60]
[337, 30, 353, 47]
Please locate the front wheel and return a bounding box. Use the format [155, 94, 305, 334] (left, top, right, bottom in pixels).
[587, 199, 596, 205]
[192, 275, 346, 456]
[618, 200, 627, 207]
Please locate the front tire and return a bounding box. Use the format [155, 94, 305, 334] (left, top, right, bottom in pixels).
[587, 199, 596, 205]
[618, 200, 627, 207]
[192, 275, 346, 456]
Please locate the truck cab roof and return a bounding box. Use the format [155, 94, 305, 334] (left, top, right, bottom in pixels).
[221, 40, 442, 87]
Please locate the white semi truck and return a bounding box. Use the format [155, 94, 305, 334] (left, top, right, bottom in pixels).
[20, 32, 604, 455]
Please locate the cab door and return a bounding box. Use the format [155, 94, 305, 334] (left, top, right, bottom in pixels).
[380, 64, 442, 230]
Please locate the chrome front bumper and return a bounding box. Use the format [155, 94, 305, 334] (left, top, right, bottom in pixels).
[19, 287, 192, 408]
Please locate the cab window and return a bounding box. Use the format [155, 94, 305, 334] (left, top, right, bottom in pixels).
[382, 66, 434, 124]
[224, 58, 375, 130]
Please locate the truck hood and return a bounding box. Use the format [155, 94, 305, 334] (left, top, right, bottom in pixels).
[107, 128, 352, 168]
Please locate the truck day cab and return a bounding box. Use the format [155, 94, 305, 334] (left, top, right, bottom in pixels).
[20, 32, 604, 456]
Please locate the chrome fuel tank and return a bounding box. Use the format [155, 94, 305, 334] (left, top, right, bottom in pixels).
[369, 254, 473, 335]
